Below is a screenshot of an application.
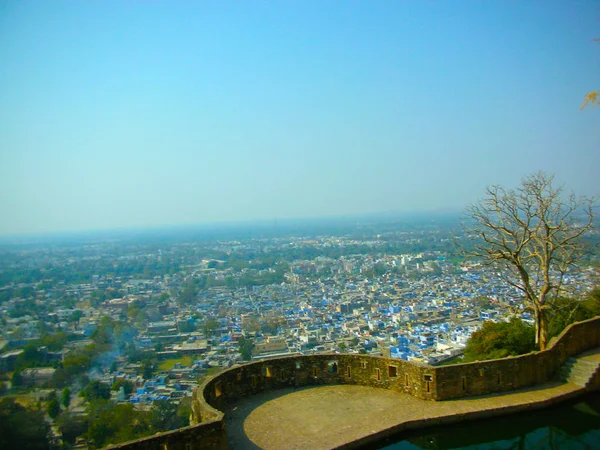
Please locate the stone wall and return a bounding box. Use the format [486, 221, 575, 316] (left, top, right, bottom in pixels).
[200, 354, 436, 415]
[105, 420, 226, 450]
[111, 316, 600, 449]
[431, 315, 600, 400]
[195, 316, 600, 410]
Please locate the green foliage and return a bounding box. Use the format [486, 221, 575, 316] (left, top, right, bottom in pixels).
[56, 412, 87, 445]
[126, 306, 148, 330]
[91, 317, 138, 353]
[150, 400, 181, 431]
[178, 278, 199, 305]
[583, 288, 600, 315]
[81, 396, 190, 448]
[11, 370, 23, 388]
[238, 336, 255, 361]
[141, 359, 155, 379]
[463, 318, 536, 362]
[0, 398, 50, 450]
[202, 317, 219, 336]
[178, 319, 197, 333]
[124, 342, 149, 363]
[82, 380, 111, 402]
[112, 379, 135, 396]
[61, 387, 71, 408]
[15, 345, 45, 371]
[546, 296, 599, 339]
[39, 331, 69, 351]
[47, 397, 61, 419]
[177, 397, 192, 427]
[52, 348, 93, 387]
[85, 400, 152, 448]
[261, 316, 286, 335]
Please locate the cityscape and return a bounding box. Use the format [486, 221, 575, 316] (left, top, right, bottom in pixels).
[1, 1, 599, 449]
[1, 214, 599, 447]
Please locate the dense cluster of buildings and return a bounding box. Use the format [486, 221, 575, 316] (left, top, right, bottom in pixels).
[1, 231, 597, 406]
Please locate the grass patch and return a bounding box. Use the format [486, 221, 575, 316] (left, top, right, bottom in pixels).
[157, 356, 194, 371]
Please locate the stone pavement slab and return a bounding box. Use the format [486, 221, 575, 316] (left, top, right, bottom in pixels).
[224, 382, 586, 450]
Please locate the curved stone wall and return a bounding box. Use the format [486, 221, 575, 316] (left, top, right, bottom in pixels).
[195, 316, 600, 415]
[107, 316, 600, 449]
[199, 353, 435, 418]
[432, 315, 600, 400]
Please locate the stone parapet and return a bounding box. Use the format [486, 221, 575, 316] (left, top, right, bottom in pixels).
[110, 316, 600, 449]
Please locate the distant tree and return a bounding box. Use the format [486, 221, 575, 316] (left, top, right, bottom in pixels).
[56, 412, 87, 445]
[177, 397, 192, 428]
[474, 296, 492, 311]
[141, 359, 155, 379]
[546, 295, 599, 339]
[47, 397, 61, 419]
[150, 400, 180, 432]
[464, 318, 536, 362]
[0, 398, 50, 450]
[61, 387, 71, 408]
[464, 172, 595, 350]
[112, 379, 135, 396]
[178, 279, 199, 305]
[202, 318, 219, 336]
[15, 344, 44, 370]
[238, 336, 255, 361]
[11, 370, 23, 388]
[178, 319, 196, 333]
[82, 380, 111, 402]
[62, 351, 92, 378]
[40, 331, 69, 351]
[69, 310, 83, 323]
[261, 316, 286, 335]
[85, 400, 152, 448]
[584, 287, 600, 314]
[91, 317, 138, 354]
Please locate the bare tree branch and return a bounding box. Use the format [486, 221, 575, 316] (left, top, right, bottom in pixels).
[462, 172, 596, 349]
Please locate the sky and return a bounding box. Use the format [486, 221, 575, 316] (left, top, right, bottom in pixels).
[0, 1, 599, 235]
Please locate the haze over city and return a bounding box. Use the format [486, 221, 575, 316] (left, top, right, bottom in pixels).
[1, 1, 599, 235]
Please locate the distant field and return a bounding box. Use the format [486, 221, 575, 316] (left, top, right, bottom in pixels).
[158, 356, 194, 371]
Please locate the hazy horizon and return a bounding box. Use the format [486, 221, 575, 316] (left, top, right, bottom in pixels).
[1, 1, 599, 235]
[0, 207, 463, 242]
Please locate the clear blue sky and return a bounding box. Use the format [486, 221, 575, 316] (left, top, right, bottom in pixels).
[1, 1, 599, 235]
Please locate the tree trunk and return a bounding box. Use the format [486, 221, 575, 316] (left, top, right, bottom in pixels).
[535, 307, 549, 350]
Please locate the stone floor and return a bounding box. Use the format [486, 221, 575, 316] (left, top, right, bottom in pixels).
[224, 382, 587, 450]
[223, 348, 600, 449]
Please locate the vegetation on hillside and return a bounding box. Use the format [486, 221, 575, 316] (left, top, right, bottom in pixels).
[463, 290, 600, 362]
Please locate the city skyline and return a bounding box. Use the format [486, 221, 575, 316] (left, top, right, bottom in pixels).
[1, 1, 599, 235]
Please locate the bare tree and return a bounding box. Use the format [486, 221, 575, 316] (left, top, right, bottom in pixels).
[464, 172, 595, 350]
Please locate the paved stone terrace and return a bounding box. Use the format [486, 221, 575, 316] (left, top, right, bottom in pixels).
[221, 347, 600, 449]
[224, 381, 588, 450]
